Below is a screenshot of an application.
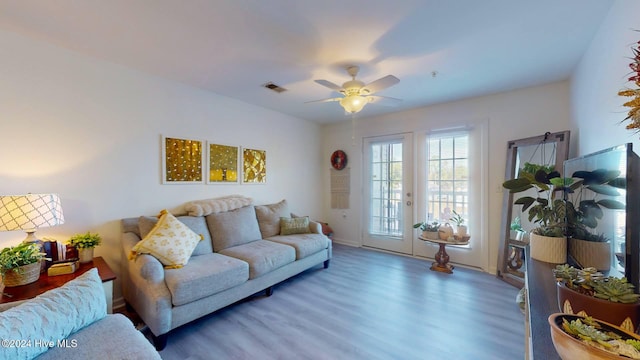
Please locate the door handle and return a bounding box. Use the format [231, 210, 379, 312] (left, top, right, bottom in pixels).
[406, 201, 412, 206]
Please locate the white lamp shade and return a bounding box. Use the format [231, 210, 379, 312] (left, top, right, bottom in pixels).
[0, 194, 65, 231]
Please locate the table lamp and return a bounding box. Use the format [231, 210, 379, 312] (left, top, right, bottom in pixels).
[0, 194, 65, 271]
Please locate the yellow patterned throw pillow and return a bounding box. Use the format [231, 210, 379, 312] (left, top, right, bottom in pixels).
[130, 210, 203, 268]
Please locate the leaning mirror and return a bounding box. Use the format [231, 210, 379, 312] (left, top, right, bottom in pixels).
[496, 131, 570, 287]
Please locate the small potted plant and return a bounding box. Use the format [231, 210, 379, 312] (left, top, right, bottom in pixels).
[413, 221, 439, 240]
[68, 232, 102, 263]
[449, 210, 467, 237]
[553, 264, 640, 333]
[0, 242, 45, 287]
[510, 216, 525, 241]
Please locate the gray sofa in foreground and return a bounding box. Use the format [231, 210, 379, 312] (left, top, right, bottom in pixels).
[121, 198, 332, 350]
[0, 269, 160, 360]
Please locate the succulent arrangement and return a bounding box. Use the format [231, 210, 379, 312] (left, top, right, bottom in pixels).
[0, 242, 45, 275]
[560, 316, 640, 357]
[553, 264, 640, 304]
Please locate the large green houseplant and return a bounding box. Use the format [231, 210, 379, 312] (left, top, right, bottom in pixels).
[503, 162, 568, 263]
[564, 169, 626, 270]
[0, 242, 45, 287]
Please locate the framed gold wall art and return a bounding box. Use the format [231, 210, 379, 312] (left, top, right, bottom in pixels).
[206, 143, 240, 184]
[242, 148, 266, 184]
[161, 136, 204, 184]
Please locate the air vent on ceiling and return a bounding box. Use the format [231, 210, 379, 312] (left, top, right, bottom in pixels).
[262, 82, 287, 93]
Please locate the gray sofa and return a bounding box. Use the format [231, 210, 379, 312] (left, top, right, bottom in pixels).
[121, 199, 332, 350]
[0, 269, 160, 360]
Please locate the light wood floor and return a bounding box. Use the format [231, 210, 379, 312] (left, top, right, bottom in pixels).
[150, 244, 525, 360]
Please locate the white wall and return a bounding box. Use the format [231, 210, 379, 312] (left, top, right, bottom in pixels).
[322, 81, 572, 274]
[571, 0, 640, 155]
[0, 30, 324, 302]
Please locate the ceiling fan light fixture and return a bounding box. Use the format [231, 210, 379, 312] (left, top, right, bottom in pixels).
[340, 94, 368, 114]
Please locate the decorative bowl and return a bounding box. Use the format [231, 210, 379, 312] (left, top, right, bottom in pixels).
[548, 313, 640, 359]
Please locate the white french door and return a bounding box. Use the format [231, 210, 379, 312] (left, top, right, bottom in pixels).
[414, 126, 488, 270]
[363, 133, 413, 254]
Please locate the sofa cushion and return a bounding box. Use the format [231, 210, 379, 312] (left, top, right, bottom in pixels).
[0, 268, 106, 360]
[280, 216, 311, 235]
[165, 253, 249, 306]
[36, 313, 161, 360]
[254, 199, 290, 238]
[139, 215, 213, 256]
[266, 233, 330, 260]
[219, 240, 295, 279]
[206, 205, 262, 251]
[132, 210, 203, 268]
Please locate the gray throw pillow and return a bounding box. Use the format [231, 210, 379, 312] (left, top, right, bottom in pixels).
[206, 205, 262, 251]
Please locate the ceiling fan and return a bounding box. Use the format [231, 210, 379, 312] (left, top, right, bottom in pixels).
[308, 66, 401, 114]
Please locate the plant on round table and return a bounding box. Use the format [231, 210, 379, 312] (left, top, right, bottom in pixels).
[67, 232, 102, 249]
[413, 221, 439, 232]
[449, 210, 464, 227]
[0, 242, 45, 276]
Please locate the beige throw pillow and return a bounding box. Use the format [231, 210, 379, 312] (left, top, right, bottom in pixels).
[254, 199, 290, 238]
[130, 210, 203, 268]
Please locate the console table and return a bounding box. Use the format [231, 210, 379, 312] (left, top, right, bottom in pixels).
[524, 249, 561, 359]
[0, 257, 116, 313]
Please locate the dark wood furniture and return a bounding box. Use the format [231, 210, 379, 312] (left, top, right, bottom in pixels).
[525, 250, 561, 359]
[419, 236, 469, 274]
[1, 256, 116, 312]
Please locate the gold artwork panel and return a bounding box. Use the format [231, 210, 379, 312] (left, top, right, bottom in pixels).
[208, 144, 239, 183]
[243, 148, 266, 184]
[163, 137, 203, 183]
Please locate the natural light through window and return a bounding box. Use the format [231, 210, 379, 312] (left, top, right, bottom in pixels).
[426, 133, 469, 227]
[369, 141, 403, 237]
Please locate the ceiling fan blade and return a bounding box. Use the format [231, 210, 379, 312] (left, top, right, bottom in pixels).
[361, 75, 400, 94]
[367, 95, 402, 106]
[314, 79, 343, 92]
[305, 97, 342, 104]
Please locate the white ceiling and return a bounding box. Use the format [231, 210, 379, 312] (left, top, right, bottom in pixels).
[0, 0, 614, 124]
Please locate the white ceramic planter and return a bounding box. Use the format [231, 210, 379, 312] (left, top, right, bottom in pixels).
[456, 225, 468, 237]
[529, 232, 566, 264]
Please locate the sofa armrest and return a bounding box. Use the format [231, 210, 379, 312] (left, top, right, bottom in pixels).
[121, 231, 172, 336]
[308, 220, 322, 234]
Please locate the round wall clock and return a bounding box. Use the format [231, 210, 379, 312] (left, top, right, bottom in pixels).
[331, 150, 347, 170]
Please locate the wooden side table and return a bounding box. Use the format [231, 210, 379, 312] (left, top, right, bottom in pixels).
[0, 256, 116, 313]
[419, 236, 469, 274]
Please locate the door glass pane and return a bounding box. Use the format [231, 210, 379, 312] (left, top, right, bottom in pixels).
[369, 141, 403, 237]
[426, 133, 469, 233]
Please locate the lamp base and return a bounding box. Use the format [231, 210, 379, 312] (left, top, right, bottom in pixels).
[23, 231, 46, 273]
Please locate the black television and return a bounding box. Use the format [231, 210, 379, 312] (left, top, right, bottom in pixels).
[563, 143, 640, 289]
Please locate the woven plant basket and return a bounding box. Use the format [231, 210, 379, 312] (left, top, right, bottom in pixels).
[2, 262, 40, 287]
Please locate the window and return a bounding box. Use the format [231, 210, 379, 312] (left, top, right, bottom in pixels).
[426, 133, 469, 224]
[369, 141, 403, 237]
